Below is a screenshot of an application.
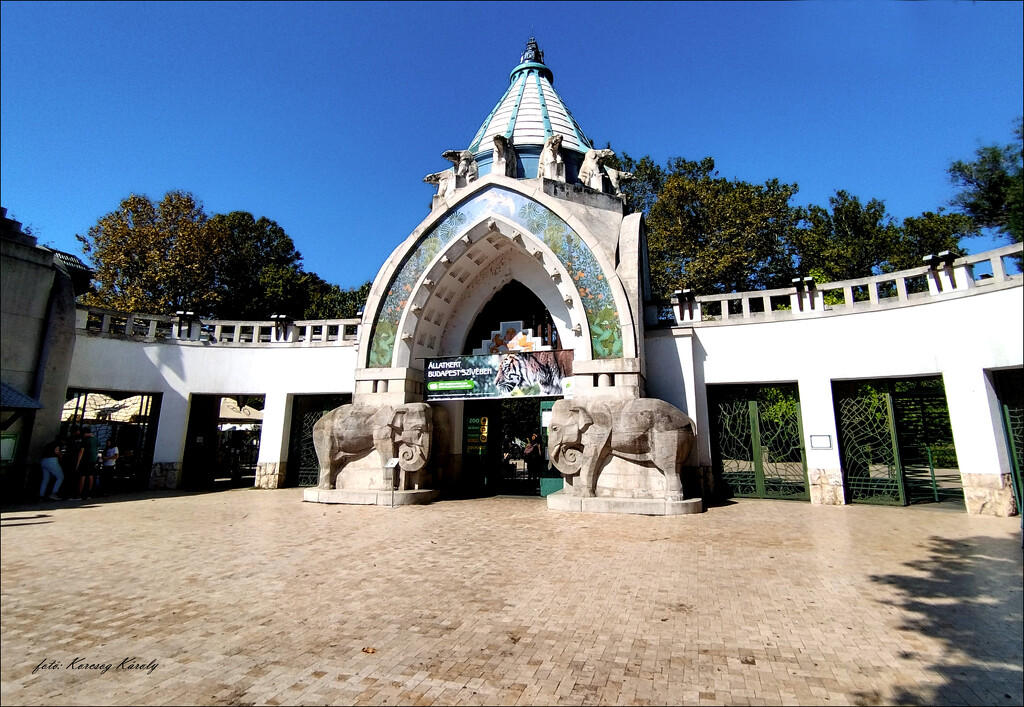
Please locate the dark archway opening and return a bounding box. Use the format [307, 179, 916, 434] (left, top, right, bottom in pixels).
[461, 280, 560, 354]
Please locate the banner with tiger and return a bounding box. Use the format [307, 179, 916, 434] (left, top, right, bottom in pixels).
[424, 351, 574, 400]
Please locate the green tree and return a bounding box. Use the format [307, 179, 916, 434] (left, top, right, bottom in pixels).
[646, 157, 799, 297]
[303, 277, 370, 319]
[790, 190, 900, 282]
[949, 117, 1023, 243]
[886, 210, 975, 272]
[209, 211, 309, 319]
[77, 191, 222, 314]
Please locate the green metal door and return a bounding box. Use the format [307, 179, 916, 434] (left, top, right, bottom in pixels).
[287, 394, 351, 487]
[711, 385, 809, 501]
[834, 378, 962, 507]
[834, 383, 905, 505]
[993, 369, 1023, 514]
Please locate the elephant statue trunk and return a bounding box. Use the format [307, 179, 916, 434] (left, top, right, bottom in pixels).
[546, 398, 696, 500]
[313, 402, 439, 491]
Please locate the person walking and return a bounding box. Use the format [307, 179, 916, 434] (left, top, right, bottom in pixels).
[73, 425, 99, 500]
[64, 425, 83, 499]
[38, 435, 65, 501]
[100, 436, 119, 496]
[524, 432, 544, 478]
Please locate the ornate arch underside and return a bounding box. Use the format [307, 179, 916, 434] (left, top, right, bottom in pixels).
[368, 186, 623, 367]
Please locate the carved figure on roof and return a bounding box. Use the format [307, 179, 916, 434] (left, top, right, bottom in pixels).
[423, 169, 456, 199]
[492, 135, 518, 178]
[443, 149, 479, 184]
[578, 148, 615, 191]
[538, 134, 565, 182]
[604, 167, 634, 196]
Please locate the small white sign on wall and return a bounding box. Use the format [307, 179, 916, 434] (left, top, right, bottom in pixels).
[809, 435, 832, 450]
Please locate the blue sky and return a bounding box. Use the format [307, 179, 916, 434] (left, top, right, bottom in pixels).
[2, 1, 1022, 290]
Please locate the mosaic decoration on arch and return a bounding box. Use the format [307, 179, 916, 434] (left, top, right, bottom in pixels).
[367, 186, 623, 367]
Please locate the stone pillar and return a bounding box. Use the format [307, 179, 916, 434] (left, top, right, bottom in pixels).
[353, 367, 424, 406]
[572, 358, 644, 401]
[150, 391, 189, 488]
[944, 367, 1017, 516]
[797, 377, 845, 505]
[255, 392, 293, 489]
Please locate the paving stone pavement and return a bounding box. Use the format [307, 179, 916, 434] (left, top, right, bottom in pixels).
[1, 489, 1021, 706]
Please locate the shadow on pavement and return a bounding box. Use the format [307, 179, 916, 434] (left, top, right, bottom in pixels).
[861, 534, 1023, 706]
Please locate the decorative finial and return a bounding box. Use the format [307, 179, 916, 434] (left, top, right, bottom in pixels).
[520, 37, 544, 64]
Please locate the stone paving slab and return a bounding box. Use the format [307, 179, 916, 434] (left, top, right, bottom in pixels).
[1, 490, 1021, 706]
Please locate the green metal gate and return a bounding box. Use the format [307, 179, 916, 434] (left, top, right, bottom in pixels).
[993, 369, 1023, 514]
[286, 394, 351, 487]
[833, 378, 961, 506]
[710, 384, 809, 500]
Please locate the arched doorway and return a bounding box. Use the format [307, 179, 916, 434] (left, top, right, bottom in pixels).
[457, 281, 564, 497]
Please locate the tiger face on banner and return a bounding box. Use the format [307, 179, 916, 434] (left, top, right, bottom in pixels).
[425, 351, 574, 400]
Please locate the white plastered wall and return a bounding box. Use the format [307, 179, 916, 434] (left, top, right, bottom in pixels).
[645, 286, 1024, 480]
[67, 337, 359, 467]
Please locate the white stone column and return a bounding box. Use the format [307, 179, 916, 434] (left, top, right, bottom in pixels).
[255, 392, 293, 489]
[150, 391, 188, 490]
[797, 377, 845, 505]
[944, 367, 1016, 515]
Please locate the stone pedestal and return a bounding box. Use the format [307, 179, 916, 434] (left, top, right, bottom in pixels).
[149, 462, 181, 490]
[546, 489, 701, 516]
[255, 461, 285, 489]
[808, 467, 845, 505]
[303, 488, 440, 506]
[962, 473, 1018, 516]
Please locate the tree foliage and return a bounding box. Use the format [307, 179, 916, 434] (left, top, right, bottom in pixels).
[78, 191, 222, 314]
[949, 117, 1023, 243]
[645, 158, 799, 296]
[788, 191, 900, 282]
[79, 191, 369, 319]
[209, 211, 308, 319]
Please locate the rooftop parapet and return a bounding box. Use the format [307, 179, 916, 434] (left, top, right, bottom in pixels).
[665, 242, 1023, 327]
[75, 307, 361, 347]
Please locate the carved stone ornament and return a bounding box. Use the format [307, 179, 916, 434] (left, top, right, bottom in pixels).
[578, 148, 615, 191]
[538, 134, 565, 182]
[492, 135, 518, 178]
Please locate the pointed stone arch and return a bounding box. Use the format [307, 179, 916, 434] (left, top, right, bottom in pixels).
[359, 179, 636, 373]
[391, 213, 592, 368]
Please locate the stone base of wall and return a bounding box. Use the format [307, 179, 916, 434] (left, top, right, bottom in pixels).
[808, 468, 845, 506]
[149, 462, 181, 490]
[962, 472, 1018, 516]
[255, 462, 286, 489]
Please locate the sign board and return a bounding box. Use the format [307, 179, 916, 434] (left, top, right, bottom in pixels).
[424, 351, 574, 401]
[809, 435, 832, 450]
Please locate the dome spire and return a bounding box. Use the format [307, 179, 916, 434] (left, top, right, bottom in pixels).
[520, 37, 543, 64]
[510, 37, 553, 85]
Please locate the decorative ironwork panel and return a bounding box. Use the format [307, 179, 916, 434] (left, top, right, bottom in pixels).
[711, 385, 808, 500]
[836, 387, 904, 505]
[714, 397, 757, 497]
[296, 411, 326, 487]
[758, 400, 809, 500]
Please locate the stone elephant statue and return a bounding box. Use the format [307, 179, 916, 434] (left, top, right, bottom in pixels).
[547, 398, 696, 499]
[313, 402, 439, 490]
